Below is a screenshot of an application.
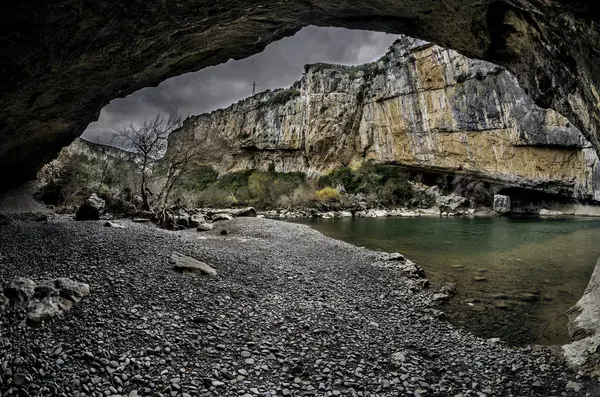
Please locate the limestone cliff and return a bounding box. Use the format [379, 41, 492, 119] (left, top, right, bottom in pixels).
[170, 37, 600, 203]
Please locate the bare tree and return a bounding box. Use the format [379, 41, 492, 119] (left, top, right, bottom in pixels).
[156, 134, 225, 210]
[111, 110, 183, 210]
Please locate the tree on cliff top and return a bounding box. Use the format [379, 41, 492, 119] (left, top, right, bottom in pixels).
[111, 110, 183, 210]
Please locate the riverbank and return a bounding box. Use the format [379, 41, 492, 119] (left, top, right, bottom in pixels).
[0, 215, 598, 396]
[287, 216, 600, 348]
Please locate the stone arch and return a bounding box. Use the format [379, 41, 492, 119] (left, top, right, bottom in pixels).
[1, 1, 599, 189]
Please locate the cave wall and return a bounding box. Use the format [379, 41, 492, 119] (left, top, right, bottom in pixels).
[1, 1, 599, 190]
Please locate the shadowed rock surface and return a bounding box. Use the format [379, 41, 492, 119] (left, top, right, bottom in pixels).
[1, 1, 600, 189]
[0, 216, 598, 395]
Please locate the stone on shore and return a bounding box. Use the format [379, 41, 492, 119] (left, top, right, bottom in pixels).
[437, 193, 467, 211]
[1, 277, 90, 325]
[540, 208, 565, 216]
[196, 223, 214, 232]
[372, 252, 426, 279]
[493, 195, 511, 214]
[212, 213, 234, 222]
[170, 252, 217, 276]
[75, 193, 105, 221]
[104, 221, 125, 229]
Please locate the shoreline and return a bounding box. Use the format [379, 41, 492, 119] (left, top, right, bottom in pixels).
[0, 215, 597, 395]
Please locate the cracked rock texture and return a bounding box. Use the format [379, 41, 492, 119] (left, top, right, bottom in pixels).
[1, 1, 600, 191]
[171, 37, 600, 202]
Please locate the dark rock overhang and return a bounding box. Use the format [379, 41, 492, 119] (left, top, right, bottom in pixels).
[1, 1, 599, 191]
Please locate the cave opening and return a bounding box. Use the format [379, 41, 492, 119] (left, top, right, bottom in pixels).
[3, 6, 600, 392]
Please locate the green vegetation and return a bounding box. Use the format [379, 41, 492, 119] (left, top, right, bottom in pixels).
[261, 88, 300, 108]
[172, 160, 413, 210]
[38, 147, 496, 214]
[36, 151, 138, 213]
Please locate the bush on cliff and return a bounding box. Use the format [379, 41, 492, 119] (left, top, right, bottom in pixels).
[315, 187, 341, 203]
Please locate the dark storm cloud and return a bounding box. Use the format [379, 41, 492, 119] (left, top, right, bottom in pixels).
[83, 26, 397, 143]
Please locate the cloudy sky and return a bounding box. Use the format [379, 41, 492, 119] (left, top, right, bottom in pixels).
[83, 26, 398, 143]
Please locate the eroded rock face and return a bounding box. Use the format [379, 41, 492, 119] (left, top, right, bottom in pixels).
[172, 37, 600, 202]
[1, 1, 600, 191]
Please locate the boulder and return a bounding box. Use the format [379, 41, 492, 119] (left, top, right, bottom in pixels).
[212, 213, 234, 222]
[372, 252, 426, 279]
[189, 214, 206, 228]
[493, 195, 511, 214]
[197, 223, 214, 232]
[75, 193, 105, 221]
[104, 221, 125, 229]
[226, 207, 257, 217]
[170, 253, 217, 276]
[54, 277, 90, 302]
[563, 257, 600, 375]
[436, 194, 467, 213]
[4, 278, 36, 304]
[174, 215, 190, 227]
[1, 277, 90, 325]
[540, 208, 565, 216]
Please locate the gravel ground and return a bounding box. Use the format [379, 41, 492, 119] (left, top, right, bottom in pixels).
[0, 215, 598, 397]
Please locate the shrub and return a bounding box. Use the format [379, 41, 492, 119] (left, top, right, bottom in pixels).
[328, 166, 358, 192]
[316, 187, 341, 203]
[218, 170, 253, 193]
[182, 165, 218, 191]
[263, 88, 301, 108]
[248, 171, 274, 204]
[196, 185, 236, 208]
[379, 179, 413, 206]
[290, 184, 318, 207]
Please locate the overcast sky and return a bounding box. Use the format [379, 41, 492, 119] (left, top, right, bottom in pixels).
[83, 26, 397, 143]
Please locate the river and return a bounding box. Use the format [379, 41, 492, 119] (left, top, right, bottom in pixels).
[287, 215, 600, 345]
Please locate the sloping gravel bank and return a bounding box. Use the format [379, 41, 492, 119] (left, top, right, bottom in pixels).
[0, 216, 598, 396]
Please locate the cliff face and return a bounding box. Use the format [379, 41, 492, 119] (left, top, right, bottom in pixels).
[172, 37, 600, 203]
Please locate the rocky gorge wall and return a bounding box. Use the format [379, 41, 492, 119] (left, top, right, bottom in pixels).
[171, 37, 600, 203]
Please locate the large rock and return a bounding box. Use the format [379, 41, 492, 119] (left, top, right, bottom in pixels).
[75, 193, 105, 221]
[4, 278, 36, 305]
[563, 258, 600, 375]
[170, 253, 217, 276]
[196, 223, 215, 232]
[493, 194, 511, 214]
[372, 252, 426, 279]
[1, 1, 600, 192]
[437, 194, 468, 213]
[0, 277, 90, 325]
[208, 207, 257, 218]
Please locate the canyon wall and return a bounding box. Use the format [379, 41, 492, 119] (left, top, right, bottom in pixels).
[170, 37, 600, 203]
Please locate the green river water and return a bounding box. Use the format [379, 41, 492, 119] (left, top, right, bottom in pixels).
[288, 216, 600, 345]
